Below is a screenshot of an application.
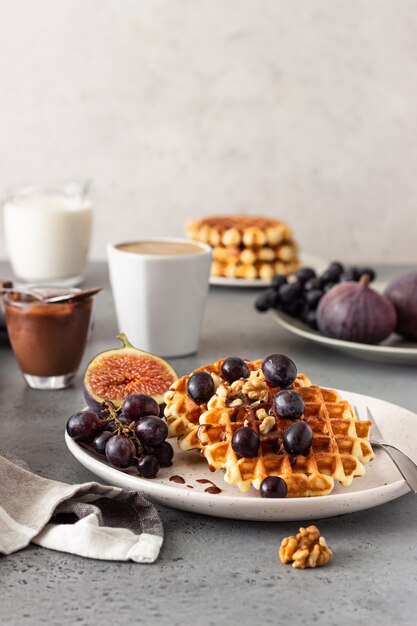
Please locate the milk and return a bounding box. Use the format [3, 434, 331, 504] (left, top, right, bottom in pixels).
[3, 191, 92, 283]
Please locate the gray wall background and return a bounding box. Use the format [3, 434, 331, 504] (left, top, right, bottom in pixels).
[0, 0, 416, 263]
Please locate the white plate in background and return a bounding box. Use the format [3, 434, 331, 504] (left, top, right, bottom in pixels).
[65, 390, 414, 521]
[273, 310, 417, 365]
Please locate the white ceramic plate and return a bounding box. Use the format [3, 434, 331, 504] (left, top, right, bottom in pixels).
[273, 310, 417, 365]
[65, 390, 415, 521]
[209, 252, 327, 288]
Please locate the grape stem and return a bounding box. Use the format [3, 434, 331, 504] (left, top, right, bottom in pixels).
[100, 400, 145, 458]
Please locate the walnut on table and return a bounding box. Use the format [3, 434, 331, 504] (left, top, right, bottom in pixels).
[279, 525, 333, 569]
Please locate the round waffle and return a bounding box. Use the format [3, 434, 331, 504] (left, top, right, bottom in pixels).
[164, 358, 311, 451]
[164, 359, 374, 497]
[187, 216, 293, 248]
[186, 215, 301, 279]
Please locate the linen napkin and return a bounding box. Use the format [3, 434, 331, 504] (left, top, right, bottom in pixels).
[0, 451, 163, 562]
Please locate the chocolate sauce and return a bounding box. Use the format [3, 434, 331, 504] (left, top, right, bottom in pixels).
[196, 478, 222, 493]
[186, 485, 194, 489]
[205, 486, 221, 494]
[169, 475, 185, 484]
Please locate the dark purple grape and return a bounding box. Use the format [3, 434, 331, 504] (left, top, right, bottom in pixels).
[303, 309, 318, 330]
[271, 274, 287, 290]
[356, 267, 376, 282]
[255, 289, 280, 313]
[262, 354, 297, 388]
[135, 416, 168, 447]
[304, 277, 323, 291]
[278, 282, 302, 303]
[187, 371, 215, 404]
[329, 261, 344, 274]
[321, 266, 343, 283]
[122, 393, 159, 420]
[66, 410, 103, 443]
[105, 435, 135, 468]
[305, 289, 323, 308]
[118, 413, 133, 426]
[92, 430, 113, 455]
[341, 267, 360, 282]
[105, 420, 118, 432]
[260, 476, 288, 498]
[221, 357, 250, 383]
[137, 455, 160, 478]
[151, 441, 174, 467]
[323, 281, 337, 293]
[283, 421, 313, 456]
[231, 427, 260, 457]
[274, 390, 305, 420]
[295, 267, 316, 284]
[282, 297, 305, 317]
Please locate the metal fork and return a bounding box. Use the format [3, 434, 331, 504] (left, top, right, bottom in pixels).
[354, 406, 417, 494]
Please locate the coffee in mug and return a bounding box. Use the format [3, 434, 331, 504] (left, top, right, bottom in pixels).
[107, 239, 212, 357]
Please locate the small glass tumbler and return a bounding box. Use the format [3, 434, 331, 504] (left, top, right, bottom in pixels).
[3, 181, 93, 286]
[4, 288, 94, 390]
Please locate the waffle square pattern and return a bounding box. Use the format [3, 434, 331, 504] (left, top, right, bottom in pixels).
[165, 359, 374, 498]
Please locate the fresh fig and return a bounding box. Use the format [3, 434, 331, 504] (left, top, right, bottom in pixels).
[83, 333, 178, 414]
[316, 276, 397, 344]
[384, 271, 417, 339]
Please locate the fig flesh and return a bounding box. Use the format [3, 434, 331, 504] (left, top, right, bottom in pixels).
[384, 272, 417, 339]
[316, 276, 397, 344]
[83, 333, 178, 414]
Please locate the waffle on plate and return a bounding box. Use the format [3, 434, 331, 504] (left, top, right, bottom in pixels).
[164, 357, 374, 497]
[187, 215, 300, 279]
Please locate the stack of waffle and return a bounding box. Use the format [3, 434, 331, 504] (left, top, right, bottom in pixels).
[164, 359, 374, 497]
[186, 216, 300, 280]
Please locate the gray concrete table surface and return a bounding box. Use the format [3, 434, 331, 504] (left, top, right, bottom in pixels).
[0, 262, 416, 626]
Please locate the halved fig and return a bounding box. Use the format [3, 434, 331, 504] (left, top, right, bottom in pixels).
[83, 333, 178, 414]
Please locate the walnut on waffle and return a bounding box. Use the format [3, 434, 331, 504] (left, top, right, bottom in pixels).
[164, 359, 311, 451]
[197, 384, 374, 496]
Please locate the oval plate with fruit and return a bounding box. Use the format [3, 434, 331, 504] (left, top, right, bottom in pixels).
[65, 389, 415, 522]
[257, 263, 417, 364]
[273, 310, 417, 364]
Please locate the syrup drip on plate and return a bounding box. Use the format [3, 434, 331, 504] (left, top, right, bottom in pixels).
[196, 478, 222, 494]
[169, 475, 185, 484]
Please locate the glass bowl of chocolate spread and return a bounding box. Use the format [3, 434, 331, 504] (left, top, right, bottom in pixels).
[4, 287, 95, 390]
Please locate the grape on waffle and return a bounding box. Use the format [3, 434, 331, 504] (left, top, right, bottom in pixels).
[197, 385, 374, 496]
[164, 359, 311, 451]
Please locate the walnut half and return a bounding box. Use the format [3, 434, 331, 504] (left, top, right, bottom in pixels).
[279, 525, 333, 569]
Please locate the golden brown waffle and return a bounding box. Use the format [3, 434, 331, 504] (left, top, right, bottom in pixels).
[187, 216, 293, 247]
[164, 359, 311, 451]
[186, 215, 300, 280]
[211, 259, 300, 280]
[197, 384, 374, 496]
[212, 243, 298, 265]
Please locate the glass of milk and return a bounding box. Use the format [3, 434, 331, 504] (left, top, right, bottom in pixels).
[3, 182, 93, 285]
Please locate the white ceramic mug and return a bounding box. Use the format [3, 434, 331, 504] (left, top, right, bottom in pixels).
[107, 239, 212, 357]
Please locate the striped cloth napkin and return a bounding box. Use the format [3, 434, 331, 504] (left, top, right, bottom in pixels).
[0, 451, 163, 563]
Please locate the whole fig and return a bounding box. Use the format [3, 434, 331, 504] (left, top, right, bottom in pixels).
[316, 276, 397, 344]
[385, 271, 417, 339]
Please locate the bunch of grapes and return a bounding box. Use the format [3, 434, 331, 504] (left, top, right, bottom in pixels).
[255, 262, 376, 329]
[66, 394, 174, 478]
